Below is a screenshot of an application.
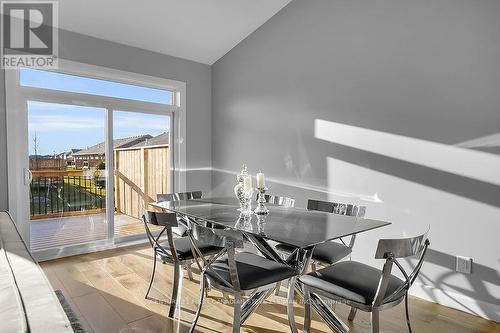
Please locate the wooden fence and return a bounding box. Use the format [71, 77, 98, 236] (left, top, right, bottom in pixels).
[114, 145, 169, 219]
[29, 146, 169, 220]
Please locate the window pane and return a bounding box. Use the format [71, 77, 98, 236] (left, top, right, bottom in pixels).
[20, 68, 173, 105]
[28, 101, 109, 250]
[113, 110, 170, 238]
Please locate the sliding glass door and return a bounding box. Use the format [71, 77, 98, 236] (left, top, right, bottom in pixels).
[28, 102, 110, 251]
[113, 110, 172, 240]
[5, 62, 183, 260]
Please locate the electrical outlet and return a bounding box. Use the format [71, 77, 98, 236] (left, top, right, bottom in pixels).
[456, 256, 473, 274]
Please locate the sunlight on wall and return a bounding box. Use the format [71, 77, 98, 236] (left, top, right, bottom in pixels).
[313, 117, 500, 321]
[325, 156, 500, 320]
[456, 132, 500, 149]
[315, 119, 500, 186]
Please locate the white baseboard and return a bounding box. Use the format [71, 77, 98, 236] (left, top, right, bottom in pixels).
[410, 283, 500, 323]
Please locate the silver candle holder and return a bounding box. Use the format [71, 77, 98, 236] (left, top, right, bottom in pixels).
[234, 165, 249, 211]
[254, 187, 269, 215]
[257, 214, 267, 235]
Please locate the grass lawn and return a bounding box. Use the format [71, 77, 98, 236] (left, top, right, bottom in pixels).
[30, 176, 106, 216]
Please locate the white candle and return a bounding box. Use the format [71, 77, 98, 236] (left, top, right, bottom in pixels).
[243, 176, 253, 193]
[256, 172, 265, 189]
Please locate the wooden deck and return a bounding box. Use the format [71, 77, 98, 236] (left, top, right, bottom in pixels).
[30, 213, 149, 251]
[41, 244, 500, 333]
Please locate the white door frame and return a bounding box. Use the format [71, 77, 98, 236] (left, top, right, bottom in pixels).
[5, 59, 186, 257]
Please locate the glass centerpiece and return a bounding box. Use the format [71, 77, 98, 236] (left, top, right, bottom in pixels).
[234, 165, 253, 213]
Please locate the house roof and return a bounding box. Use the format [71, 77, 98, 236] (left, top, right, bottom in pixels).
[73, 135, 152, 156]
[56, 148, 82, 157]
[129, 132, 169, 148]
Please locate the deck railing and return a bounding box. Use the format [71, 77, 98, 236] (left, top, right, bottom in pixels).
[30, 171, 106, 220]
[29, 145, 169, 220]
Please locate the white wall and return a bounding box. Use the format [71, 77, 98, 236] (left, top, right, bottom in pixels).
[0, 27, 212, 210]
[212, 0, 500, 321]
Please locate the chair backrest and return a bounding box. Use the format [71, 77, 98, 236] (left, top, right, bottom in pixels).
[187, 222, 244, 291]
[308, 199, 366, 248]
[157, 191, 202, 203]
[307, 199, 366, 217]
[156, 191, 202, 236]
[255, 194, 295, 208]
[142, 210, 181, 261]
[372, 229, 430, 306]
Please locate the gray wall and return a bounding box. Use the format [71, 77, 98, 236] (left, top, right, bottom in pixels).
[212, 0, 500, 319]
[0, 69, 6, 210]
[0, 28, 212, 210]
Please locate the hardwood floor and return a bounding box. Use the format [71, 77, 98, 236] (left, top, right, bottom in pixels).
[31, 214, 156, 251]
[41, 244, 500, 333]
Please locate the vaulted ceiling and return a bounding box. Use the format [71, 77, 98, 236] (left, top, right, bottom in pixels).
[58, 0, 292, 65]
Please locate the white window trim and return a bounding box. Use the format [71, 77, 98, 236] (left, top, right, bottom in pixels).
[19, 59, 187, 191]
[5, 59, 187, 256]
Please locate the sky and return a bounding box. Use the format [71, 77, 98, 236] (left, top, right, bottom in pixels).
[22, 68, 171, 155]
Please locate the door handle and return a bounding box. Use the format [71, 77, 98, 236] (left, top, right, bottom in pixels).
[24, 168, 32, 185]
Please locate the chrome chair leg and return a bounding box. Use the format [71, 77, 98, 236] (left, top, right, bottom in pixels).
[311, 262, 317, 272]
[145, 251, 157, 299]
[405, 291, 412, 333]
[189, 275, 206, 333]
[233, 292, 242, 333]
[274, 281, 281, 296]
[348, 307, 357, 321]
[303, 287, 312, 333]
[185, 263, 194, 281]
[371, 309, 380, 333]
[287, 277, 298, 333]
[205, 283, 210, 298]
[168, 263, 181, 318]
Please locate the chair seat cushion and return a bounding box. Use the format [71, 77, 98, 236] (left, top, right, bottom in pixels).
[311, 242, 352, 265]
[206, 252, 297, 291]
[158, 236, 222, 261]
[275, 241, 352, 265]
[299, 261, 405, 305]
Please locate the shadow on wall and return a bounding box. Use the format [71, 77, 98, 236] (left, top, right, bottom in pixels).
[316, 119, 500, 208]
[316, 119, 500, 322]
[210, 118, 500, 323]
[411, 248, 500, 320]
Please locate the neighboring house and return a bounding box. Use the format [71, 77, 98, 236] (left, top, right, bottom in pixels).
[72, 135, 152, 169]
[55, 149, 82, 168]
[128, 132, 169, 148]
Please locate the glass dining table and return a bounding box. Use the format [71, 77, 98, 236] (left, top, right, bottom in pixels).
[152, 197, 391, 333]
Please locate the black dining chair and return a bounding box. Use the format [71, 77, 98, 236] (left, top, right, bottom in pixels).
[274, 199, 366, 296]
[142, 210, 222, 318]
[276, 199, 366, 268]
[309, 199, 366, 267]
[156, 190, 202, 237]
[187, 222, 298, 333]
[293, 230, 430, 333]
[156, 190, 203, 280]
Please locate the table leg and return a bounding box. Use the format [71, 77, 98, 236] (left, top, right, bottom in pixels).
[239, 234, 298, 324]
[239, 234, 349, 332]
[294, 280, 349, 333]
[290, 248, 349, 333]
[245, 234, 288, 264]
[240, 288, 275, 323]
